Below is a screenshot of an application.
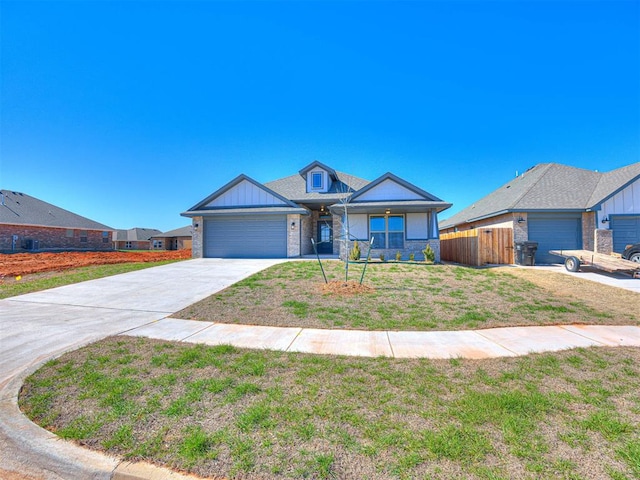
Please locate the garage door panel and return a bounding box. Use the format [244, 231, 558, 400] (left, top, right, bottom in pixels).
[611, 215, 640, 253]
[528, 214, 582, 264]
[204, 216, 287, 258]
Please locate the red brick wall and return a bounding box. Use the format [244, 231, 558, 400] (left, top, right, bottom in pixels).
[0, 224, 113, 252]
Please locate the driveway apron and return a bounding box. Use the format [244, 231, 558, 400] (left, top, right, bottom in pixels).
[0, 258, 284, 480]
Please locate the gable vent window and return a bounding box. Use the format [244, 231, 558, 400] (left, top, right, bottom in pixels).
[311, 172, 323, 189]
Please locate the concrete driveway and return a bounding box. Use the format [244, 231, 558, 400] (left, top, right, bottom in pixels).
[0, 258, 285, 480]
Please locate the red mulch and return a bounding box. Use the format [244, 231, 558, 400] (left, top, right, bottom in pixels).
[0, 250, 192, 277]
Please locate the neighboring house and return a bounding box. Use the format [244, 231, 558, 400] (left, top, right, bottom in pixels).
[440, 162, 640, 264]
[0, 189, 113, 252]
[181, 161, 451, 261]
[149, 226, 193, 251]
[113, 228, 162, 250]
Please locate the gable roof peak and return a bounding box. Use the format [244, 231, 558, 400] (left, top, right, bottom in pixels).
[349, 171, 445, 202]
[298, 161, 337, 178]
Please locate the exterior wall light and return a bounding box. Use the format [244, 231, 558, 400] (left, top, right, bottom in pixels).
[601, 216, 609, 224]
[517, 217, 526, 223]
[291, 222, 296, 230]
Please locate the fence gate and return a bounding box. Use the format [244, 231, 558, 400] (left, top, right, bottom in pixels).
[441, 228, 514, 266]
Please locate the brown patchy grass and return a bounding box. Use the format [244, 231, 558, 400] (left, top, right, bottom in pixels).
[20, 336, 640, 480]
[174, 261, 640, 331]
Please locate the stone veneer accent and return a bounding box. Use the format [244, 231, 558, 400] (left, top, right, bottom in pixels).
[287, 214, 301, 257]
[594, 228, 613, 254]
[191, 216, 204, 258]
[0, 224, 112, 252]
[582, 212, 595, 251]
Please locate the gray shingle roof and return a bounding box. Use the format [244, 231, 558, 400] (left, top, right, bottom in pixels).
[113, 228, 162, 242]
[151, 226, 192, 238]
[264, 171, 370, 202]
[0, 190, 113, 230]
[440, 162, 640, 229]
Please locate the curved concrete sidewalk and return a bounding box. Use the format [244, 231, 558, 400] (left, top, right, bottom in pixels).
[1, 258, 639, 479]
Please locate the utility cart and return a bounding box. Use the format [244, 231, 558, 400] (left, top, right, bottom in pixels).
[549, 249, 640, 278]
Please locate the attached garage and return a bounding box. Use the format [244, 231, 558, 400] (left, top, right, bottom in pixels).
[203, 215, 287, 258]
[611, 215, 640, 254]
[527, 213, 582, 264]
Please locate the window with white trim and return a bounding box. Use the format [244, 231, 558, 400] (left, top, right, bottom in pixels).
[369, 215, 404, 249]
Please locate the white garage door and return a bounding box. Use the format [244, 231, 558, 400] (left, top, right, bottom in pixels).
[203, 215, 287, 258]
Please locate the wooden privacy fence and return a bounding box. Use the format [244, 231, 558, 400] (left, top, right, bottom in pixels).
[440, 228, 514, 266]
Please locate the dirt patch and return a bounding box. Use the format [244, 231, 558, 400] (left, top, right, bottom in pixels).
[319, 280, 375, 295]
[0, 250, 191, 277]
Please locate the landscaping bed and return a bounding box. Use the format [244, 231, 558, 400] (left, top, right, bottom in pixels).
[174, 261, 640, 331]
[20, 337, 640, 480]
[0, 250, 191, 277]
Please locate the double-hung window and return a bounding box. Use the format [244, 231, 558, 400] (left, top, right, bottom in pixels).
[369, 215, 404, 249]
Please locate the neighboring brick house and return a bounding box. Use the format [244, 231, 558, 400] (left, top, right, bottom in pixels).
[0, 190, 113, 252]
[113, 228, 162, 250]
[182, 161, 451, 261]
[149, 226, 192, 251]
[440, 162, 640, 264]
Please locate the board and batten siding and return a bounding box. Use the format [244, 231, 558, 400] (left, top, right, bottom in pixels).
[347, 214, 368, 240]
[206, 179, 284, 207]
[406, 212, 429, 239]
[346, 212, 433, 241]
[598, 179, 640, 225]
[355, 179, 423, 201]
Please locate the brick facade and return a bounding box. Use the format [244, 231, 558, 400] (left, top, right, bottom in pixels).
[0, 224, 112, 252]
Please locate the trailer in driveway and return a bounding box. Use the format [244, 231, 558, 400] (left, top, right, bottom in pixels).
[550, 249, 640, 278]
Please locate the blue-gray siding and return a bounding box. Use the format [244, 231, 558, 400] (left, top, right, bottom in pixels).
[527, 213, 582, 264]
[611, 215, 640, 253]
[203, 215, 287, 258]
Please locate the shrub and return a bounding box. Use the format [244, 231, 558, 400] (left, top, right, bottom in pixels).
[379, 253, 385, 262]
[423, 244, 435, 263]
[395, 251, 402, 261]
[349, 241, 361, 261]
[409, 253, 415, 261]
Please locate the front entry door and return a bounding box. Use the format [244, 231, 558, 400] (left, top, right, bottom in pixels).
[317, 220, 333, 254]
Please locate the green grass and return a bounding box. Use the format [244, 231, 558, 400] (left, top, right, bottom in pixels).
[19, 336, 640, 480]
[0, 260, 181, 299]
[175, 260, 632, 331]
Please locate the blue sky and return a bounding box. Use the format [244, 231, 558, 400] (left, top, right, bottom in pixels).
[1, 0, 638, 232]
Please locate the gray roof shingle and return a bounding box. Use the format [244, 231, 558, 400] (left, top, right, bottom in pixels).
[440, 162, 640, 229]
[0, 190, 113, 230]
[113, 228, 162, 242]
[264, 170, 370, 202]
[151, 226, 192, 238]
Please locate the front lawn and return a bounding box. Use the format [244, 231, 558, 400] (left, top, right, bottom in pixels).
[174, 261, 639, 330]
[20, 337, 640, 480]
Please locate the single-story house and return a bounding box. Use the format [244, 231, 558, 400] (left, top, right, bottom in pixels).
[440, 162, 640, 264]
[0, 189, 113, 252]
[113, 228, 162, 250]
[149, 226, 193, 251]
[181, 161, 451, 261]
